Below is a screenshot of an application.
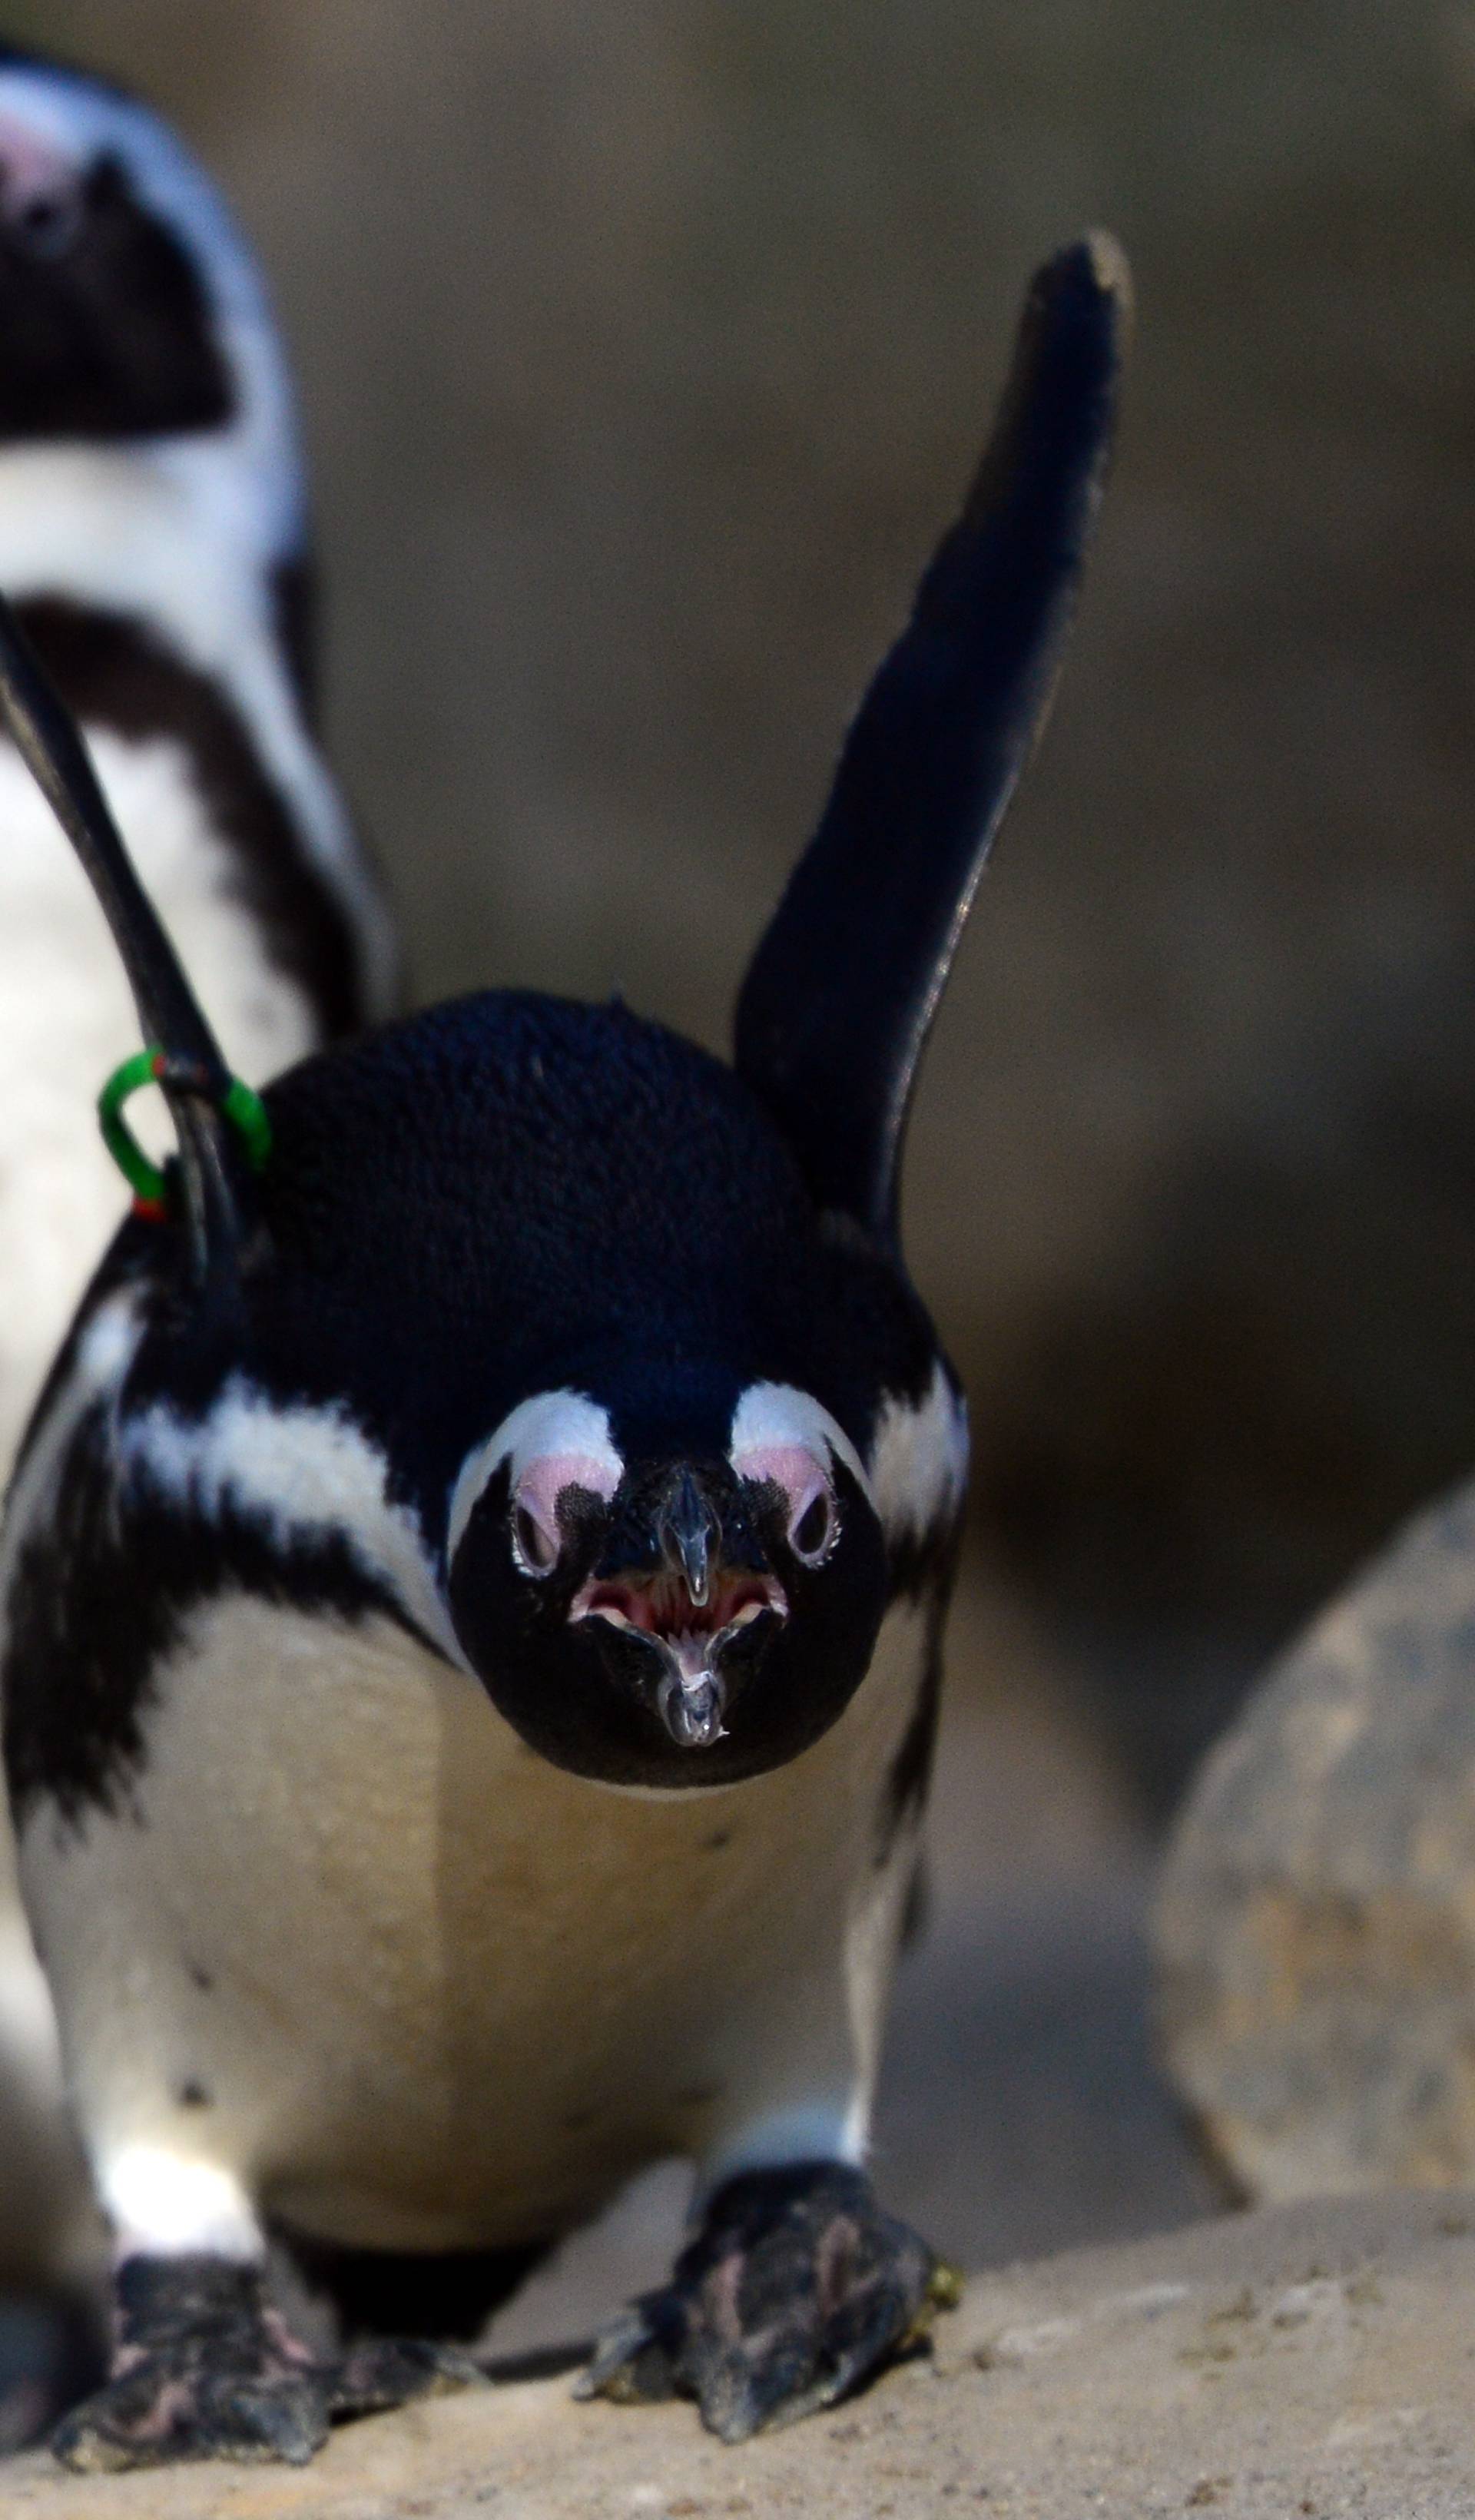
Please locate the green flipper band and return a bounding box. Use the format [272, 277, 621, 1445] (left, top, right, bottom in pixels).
[98, 1046, 272, 1217]
[220, 1073, 273, 1175]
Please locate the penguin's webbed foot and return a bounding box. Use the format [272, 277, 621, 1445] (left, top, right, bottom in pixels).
[52, 2257, 490, 2472]
[576, 2160, 953, 2442]
[330, 2333, 486, 2416]
[51, 2256, 333, 2472]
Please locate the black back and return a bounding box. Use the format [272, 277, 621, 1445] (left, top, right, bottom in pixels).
[734, 234, 1129, 1248]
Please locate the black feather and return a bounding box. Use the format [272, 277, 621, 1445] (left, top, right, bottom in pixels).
[0, 589, 244, 1295]
[734, 234, 1130, 1247]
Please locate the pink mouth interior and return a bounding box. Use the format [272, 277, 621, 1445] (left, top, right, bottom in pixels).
[569, 1570, 785, 1640]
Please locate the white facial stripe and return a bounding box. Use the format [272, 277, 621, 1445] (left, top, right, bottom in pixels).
[448, 1391, 623, 1563]
[728, 1384, 871, 1505]
[0, 106, 77, 207]
[738, 1444, 830, 1513]
[867, 1362, 969, 1544]
[121, 1382, 462, 1666]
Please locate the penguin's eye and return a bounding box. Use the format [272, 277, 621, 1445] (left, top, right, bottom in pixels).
[790, 1487, 837, 1567]
[512, 1500, 559, 1577]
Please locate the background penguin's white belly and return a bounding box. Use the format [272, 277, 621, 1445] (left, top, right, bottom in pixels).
[0, 724, 323, 2283]
[22, 1592, 930, 2252]
[0, 725, 317, 1462]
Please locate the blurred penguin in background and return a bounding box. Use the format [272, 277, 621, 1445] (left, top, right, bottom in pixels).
[0, 43, 396, 2323]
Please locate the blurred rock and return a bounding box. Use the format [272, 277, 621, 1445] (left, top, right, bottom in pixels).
[1155, 1477, 1475, 2203]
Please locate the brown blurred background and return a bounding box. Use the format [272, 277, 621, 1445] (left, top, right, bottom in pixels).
[6, 0, 1475, 2312]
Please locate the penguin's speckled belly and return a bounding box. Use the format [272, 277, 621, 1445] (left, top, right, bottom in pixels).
[22, 1589, 927, 2253]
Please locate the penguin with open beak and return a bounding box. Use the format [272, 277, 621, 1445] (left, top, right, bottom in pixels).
[0, 45, 397, 2328]
[0, 234, 1128, 2469]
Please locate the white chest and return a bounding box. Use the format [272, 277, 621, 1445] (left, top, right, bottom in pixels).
[21, 1587, 933, 2250]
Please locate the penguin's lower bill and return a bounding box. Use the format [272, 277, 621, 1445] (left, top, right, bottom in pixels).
[570, 1566, 787, 1748]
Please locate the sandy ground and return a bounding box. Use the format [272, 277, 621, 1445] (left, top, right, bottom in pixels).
[6, 2192, 1475, 2517]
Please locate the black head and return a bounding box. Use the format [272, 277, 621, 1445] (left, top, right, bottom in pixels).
[227, 990, 907, 1792]
[0, 48, 293, 469]
[443, 1371, 889, 1788]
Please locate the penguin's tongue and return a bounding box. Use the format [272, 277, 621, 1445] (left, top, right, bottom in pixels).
[569, 1570, 784, 1643]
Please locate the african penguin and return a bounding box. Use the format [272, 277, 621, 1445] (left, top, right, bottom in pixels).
[0, 234, 1129, 2469]
[0, 48, 396, 2298]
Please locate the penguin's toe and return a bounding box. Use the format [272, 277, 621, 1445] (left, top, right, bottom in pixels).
[575, 2160, 954, 2442]
[51, 2354, 332, 2472]
[330, 2334, 487, 2416]
[50, 2253, 333, 2473]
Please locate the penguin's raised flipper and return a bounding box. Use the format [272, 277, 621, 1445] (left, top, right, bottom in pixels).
[576, 2161, 946, 2442]
[733, 234, 1130, 1248]
[0, 592, 248, 1298]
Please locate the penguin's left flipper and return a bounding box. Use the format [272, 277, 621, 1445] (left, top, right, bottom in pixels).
[575, 2162, 950, 2443]
[51, 2255, 483, 2472]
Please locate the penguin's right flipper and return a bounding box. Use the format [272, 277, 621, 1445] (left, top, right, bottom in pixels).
[733, 234, 1130, 1251]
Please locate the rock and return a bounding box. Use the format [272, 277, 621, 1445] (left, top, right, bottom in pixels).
[5, 2196, 1475, 2515]
[1155, 1476, 1475, 2202]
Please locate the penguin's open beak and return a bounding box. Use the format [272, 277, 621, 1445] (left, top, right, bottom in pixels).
[568, 1467, 787, 1750]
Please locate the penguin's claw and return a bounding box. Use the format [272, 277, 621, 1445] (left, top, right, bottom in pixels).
[51, 2255, 487, 2472]
[53, 2364, 331, 2472]
[330, 2335, 487, 2416]
[575, 2161, 947, 2442]
[50, 2256, 330, 2473]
